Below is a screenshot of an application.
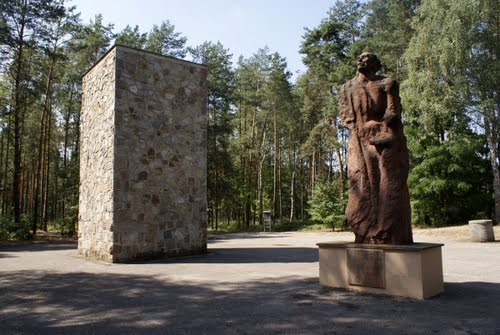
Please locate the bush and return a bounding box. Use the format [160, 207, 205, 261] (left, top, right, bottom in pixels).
[408, 135, 493, 226]
[307, 178, 347, 230]
[54, 217, 76, 237]
[0, 214, 33, 240]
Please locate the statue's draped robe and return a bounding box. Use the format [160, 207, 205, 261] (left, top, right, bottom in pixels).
[339, 75, 413, 244]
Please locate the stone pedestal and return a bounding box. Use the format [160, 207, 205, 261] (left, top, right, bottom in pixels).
[317, 242, 444, 299]
[78, 45, 208, 263]
[469, 220, 495, 242]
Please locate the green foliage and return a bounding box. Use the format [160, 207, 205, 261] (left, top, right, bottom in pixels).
[307, 178, 346, 230]
[295, 71, 331, 132]
[145, 20, 187, 58]
[300, 0, 365, 85]
[115, 25, 147, 49]
[364, 0, 420, 79]
[403, 0, 495, 130]
[207, 219, 335, 234]
[0, 214, 32, 240]
[231, 46, 299, 227]
[298, 1, 364, 219]
[71, 14, 114, 67]
[0, 0, 497, 237]
[189, 41, 235, 230]
[409, 135, 493, 226]
[402, 0, 500, 224]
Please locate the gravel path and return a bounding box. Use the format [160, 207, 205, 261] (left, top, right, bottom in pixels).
[0, 226, 499, 334]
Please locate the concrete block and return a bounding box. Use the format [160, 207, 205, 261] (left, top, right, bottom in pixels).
[469, 220, 495, 242]
[317, 242, 444, 299]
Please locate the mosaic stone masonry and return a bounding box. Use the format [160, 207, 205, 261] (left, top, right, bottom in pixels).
[79, 45, 208, 262]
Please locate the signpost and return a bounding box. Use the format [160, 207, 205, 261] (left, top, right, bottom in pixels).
[263, 211, 272, 232]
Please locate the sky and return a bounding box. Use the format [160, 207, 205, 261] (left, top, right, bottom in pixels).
[69, 0, 336, 80]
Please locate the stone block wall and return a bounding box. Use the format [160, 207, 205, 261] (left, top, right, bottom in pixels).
[79, 49, 116, 262]
[79, 45, 208, 262]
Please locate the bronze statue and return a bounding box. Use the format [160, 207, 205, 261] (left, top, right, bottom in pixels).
[339, 52, 413, 244]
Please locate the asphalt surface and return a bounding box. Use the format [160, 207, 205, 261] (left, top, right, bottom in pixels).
[1, 230, 499, 335]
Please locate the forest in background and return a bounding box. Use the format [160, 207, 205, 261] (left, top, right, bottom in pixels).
[0, 0, 498, 238]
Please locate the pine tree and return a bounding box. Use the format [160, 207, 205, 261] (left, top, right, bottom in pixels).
[145, 20, 187, 58]
[0, 0, 69, 233]
[189, 41, 235, 230]
[298, 1, 366, 224]
[115, 25, 147, 49]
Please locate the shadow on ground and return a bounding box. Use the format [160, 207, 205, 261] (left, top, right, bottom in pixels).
[147, 247, 319, 264]
[0, 243, 318, 264]
[0, 241, 76, 253]
[208, 232, 292, 242]
[1, 270, 499, 335]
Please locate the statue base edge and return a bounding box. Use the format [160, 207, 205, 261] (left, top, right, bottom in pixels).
[317, 242, 444, 300]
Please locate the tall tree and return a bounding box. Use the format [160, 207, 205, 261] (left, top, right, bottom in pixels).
[364, 0, 420, 79]
[57, 14, 114, 234]
[299, 0, 366, 223]
[31, 0, 78, 234]
[0, 0, 67, 227]
[145, 20, 187, 58]
[263, 52, 294, 224]
[300, 0, 366, 85]
[1, 0, 36, 225]
[233, 47, 297, 227]
[70, 14, 114, 69]
[295, 71, 326, 217]
[234, 49, 271, 227]
[189, 41, 235, 230]
[403, 0, 500, 224]
[115, 25, 147, 49]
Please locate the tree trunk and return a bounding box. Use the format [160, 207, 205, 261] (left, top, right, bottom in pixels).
[211, 104, 219, 231]
[300, 158, 305, 220]
[43, 106, 53, 231]
[2, 114, 12, 215]
[258, 154, 264, 226]
[0, 128, 4, 213]
[335, 145, 345, 202]
[258, 129, 267, 226]
[484, 114, 500, 224]
[245, 200, 251, 228]
[273, 106, 277, 225]
[311, 151, 316, 195]
[21, 149, 29, 213]
[328, 148, 333, 181]
[62, 85, 74, 218]
[12, 10, 27, 225]
[28, 152, 36, 218]
[12, 79, 22, 225]
[278, 136, 283, 219]
[12, 57, 22, 224]
[289, 146, 296, 222]
[33, 70, 52, 234]
[53, 159, 58, 223]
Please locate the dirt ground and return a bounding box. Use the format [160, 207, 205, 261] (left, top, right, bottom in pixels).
[413, 224, 500, 240]
[0, 225, 499, 335]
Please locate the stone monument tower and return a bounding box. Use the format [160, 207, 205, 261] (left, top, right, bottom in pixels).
[78, 45, 208, 262]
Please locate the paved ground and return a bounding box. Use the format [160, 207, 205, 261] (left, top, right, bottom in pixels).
[1, 228, 499, 335]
